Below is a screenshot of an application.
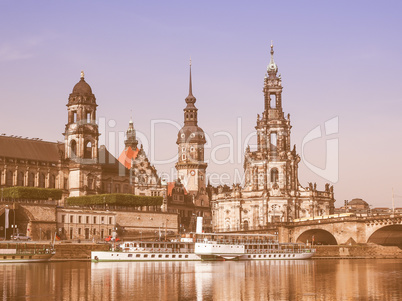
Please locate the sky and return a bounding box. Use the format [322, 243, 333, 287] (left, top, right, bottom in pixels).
[0, 1, 401, 208]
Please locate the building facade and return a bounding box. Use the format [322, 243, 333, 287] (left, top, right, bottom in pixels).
[211, 44, 335, 231]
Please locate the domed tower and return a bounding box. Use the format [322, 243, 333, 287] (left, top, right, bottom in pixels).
[64, 71, 99, 162]
[175, 62, 207, 194]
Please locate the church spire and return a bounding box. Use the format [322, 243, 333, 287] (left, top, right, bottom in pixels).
[267, 41, 278, 76]
[185, 58, 196, 105]
[183, 59, 198, 126]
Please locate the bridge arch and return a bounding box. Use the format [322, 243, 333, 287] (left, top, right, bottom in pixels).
[0, 205, 36, 239]
[296, 229, 338, 245]
[367, 225, 402, 247]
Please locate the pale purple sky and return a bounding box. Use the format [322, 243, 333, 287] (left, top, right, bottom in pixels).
[1, 1, 401, 208]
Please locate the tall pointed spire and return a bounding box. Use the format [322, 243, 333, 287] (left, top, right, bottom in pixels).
[185, 58, 196, 104]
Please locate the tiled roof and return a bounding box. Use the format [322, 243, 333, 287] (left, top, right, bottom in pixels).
[118, 146, 139, 169]
[0, 135, 63, 162]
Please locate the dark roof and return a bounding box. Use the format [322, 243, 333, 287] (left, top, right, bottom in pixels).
[72, 77, 92, 95]
[0, 135, 63, 162]
[348, 198, 368, 206]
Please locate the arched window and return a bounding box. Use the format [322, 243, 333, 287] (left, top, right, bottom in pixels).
[84, 141, 92, 159]
[17, 171, 24, 186]
[270, 168, 278, 183]
[39, 173, 46, 188]
[49, 174, 56, 188]
[6, 170, 13, 186]
[71, 140, 77, 157]
[87, 176, 93, 190]
[28, 173, 35, 187]
[243, 220, 249, 231]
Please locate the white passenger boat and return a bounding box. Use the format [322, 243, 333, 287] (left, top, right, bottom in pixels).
[91, 232, 315, 262]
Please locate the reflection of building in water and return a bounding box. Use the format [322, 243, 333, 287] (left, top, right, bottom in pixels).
[211, 44, 335, 231]
[2, 260, 402, 299]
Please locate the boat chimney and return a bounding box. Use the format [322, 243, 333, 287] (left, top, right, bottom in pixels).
[196, 217, 203, 234]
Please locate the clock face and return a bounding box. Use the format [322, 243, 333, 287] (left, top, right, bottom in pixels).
[190, 170, 196, 176]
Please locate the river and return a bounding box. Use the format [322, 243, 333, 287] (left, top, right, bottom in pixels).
[1, 259, 402, 300]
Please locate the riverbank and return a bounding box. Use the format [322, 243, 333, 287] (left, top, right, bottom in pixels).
[1, 242, 401, 260]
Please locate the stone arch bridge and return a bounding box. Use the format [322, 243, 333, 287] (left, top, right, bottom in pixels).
[277, 215, 402, 246]
[0, 200, 57, 240]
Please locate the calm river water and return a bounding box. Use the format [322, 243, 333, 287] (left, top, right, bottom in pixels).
[1, 259, 402, 300]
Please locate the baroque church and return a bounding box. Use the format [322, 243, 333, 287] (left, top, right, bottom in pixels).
[210, 44, 335, 231]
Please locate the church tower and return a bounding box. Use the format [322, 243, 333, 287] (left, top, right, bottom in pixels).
[244, 43, 299, 195]
[64, 71, 101, 196]
[64, 71, 99, 162]
[124, 117, 138, 150]
[176, 62, 207, 194]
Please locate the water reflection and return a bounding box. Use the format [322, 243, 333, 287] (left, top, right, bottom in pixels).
[1, 260, 402, 300]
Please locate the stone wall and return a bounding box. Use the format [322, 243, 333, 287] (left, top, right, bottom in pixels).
[115, 211, 178, 239]
[314, 245, 402, 259]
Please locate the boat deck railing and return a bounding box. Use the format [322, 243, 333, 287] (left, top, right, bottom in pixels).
[245, 248, 315, 254]
[120, 247, 194, 254]
[195, 239, 280, 245]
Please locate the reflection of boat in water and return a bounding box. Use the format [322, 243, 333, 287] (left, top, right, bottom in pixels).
[0, 248, 54, 263]
[91, 232, 315, 262]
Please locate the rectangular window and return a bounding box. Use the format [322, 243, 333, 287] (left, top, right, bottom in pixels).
[109, 217, 112, 224]
[270, 133, 277, 152]
[78, 216, 82, 223]
[70, 216, 73, 223]
[93, 217, 97, 224]
[86, 216, 89, 224]
[61, 215, 65, 223]
[78, 228, 81, 235]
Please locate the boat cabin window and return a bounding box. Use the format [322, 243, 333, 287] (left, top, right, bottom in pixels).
[128, 254, 132, 258]
[136, 254, 141, 258]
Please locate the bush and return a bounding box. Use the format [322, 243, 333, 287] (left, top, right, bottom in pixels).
[2, 187, 63, 200]
[66, 193, 163, 207]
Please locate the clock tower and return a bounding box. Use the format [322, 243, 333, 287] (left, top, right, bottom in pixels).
[175, 63, 207, 195]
